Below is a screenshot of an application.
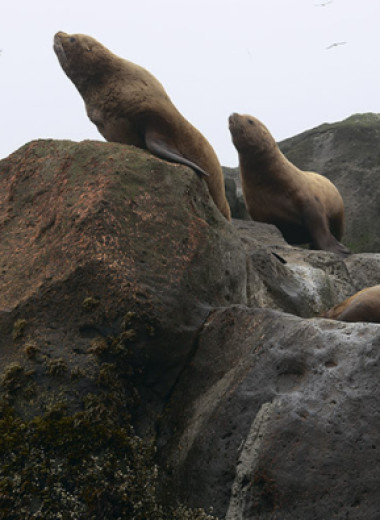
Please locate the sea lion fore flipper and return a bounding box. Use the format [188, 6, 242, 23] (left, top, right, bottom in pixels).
[145, 129, 209, 177]
[303, 204, 351, 256]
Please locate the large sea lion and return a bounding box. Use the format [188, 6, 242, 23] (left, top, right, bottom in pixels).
[228, 113, 350, 255]
[53, 31, 231, 220]
[321, 285, 380, 323]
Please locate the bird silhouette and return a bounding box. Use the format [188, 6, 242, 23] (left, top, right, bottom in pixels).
[326, 41, 347, 50]
[315, 0, 333, 6]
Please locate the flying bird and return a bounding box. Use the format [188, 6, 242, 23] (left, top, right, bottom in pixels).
[315, 0, 333, 6]
[326, 41, 347, 50]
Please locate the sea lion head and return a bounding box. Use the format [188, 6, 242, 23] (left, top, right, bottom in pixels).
[53, 32, 115, 91]
[229, 113, 277, 156]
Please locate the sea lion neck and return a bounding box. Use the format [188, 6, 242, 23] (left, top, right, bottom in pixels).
[239, 142, 279, 175]
[68, 66, 113, 98]
[53, 32, 120, 96]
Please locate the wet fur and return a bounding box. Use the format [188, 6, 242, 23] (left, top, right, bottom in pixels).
[321, 285, 380, 323]
[228, 113, 349, 255]
[53, 32, 231, 220]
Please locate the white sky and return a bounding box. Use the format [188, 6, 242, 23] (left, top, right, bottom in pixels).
[1, 0, 379, 166]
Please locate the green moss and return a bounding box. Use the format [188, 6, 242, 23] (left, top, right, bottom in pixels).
[120, 328, 137, 342]
[123, 310, 136, 327]
[0, 324, 218, 519]
[0, 404, 218, 519]
[87, 337, 108, 356]
[82, 296, 100, 311]
[12, 319, 27, 340]
[46, 357, 68, 376]
[1, 363, 24, 392]
[24, 341, 41, 360]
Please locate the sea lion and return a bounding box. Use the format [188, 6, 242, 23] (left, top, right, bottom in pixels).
[321, 285, 380, 323]
[228, 113, 350, 255]
[53, 31, 231, 220]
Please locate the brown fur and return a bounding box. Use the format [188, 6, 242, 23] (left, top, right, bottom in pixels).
[53, 31, 230, 220]
[321, 285, 380, 323]
[228, 113, 350, 255]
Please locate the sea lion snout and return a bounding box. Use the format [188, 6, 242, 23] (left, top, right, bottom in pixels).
[53, 33, 70, 68]
[54, 32, 62, 46]
[228, 113, 241, 133]
[228, 113, 248, 149]
[228, 113, 239, 125]
[54, 32, 67, 44]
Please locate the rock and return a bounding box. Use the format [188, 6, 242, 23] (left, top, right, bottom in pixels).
[1, 136, 380, 519]
[0, 139, 246, 518]
[232, 220, 380, 318]
[0, 140, 246, 414]
[160, 305, 380, 519]
[223, 167, 250, 220]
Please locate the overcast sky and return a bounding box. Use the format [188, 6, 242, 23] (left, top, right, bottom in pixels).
[1, 0, 380, 166]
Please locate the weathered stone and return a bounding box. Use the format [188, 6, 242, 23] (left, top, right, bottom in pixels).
[1, 134, 380, 520]
[160, 305, 380, 519]
[224, 174, 250, 220]
[0, 139, 246, 422]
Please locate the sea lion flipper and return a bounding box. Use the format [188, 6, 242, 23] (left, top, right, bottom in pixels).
[302, 201, 351, 256]
[145, 130, 209, 177]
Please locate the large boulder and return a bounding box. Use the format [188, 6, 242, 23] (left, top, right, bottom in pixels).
[1, 137, 380, 519]
[160, 305, 380, 519]
[223, 167, 250, 221]
[0, 140, 246, 411]
[158, 219, 380, 519]
[0, 139, 246, 518]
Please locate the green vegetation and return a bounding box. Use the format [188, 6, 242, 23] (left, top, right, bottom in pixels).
[0, 318, 219, 519]
[82, 296, 100, 311]
[0, 405, 217, 519]
[12, 319, 28, 340]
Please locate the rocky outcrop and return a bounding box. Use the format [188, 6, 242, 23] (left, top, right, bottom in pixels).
[0, 137, 379, 519]
[159, 220, 380, 519]
[160, 306, 380, 519]
[0, 139, 245, 518]
[0, 139, 246, 419]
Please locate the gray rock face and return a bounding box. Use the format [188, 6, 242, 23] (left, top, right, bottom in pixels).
[159, 218, 380, 519]
[1, 136, 380, 519]
[161, 305, 380, 519]
[223, 168, 250, 221]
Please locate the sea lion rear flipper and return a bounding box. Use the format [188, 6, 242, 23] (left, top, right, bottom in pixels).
[145, 130, 209, 177]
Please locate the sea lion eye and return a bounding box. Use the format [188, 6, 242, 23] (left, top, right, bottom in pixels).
[69, 37, 76, 43]
[248, 119, 255, 125]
